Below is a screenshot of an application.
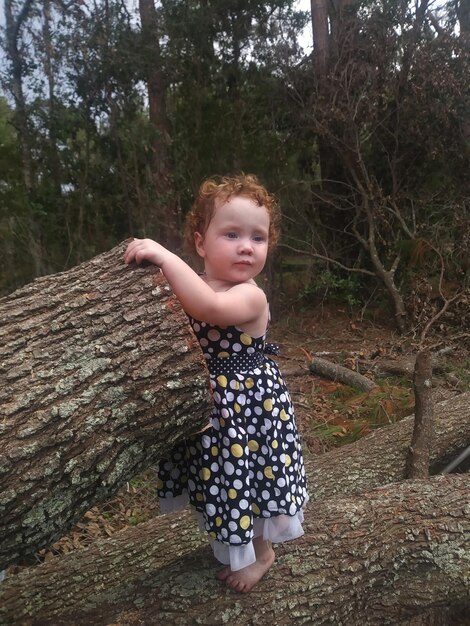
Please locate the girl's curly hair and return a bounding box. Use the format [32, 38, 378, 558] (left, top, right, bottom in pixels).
[184, 174, 280, 256]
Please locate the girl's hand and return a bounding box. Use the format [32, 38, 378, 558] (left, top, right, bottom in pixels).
[124, 238, 170, 267]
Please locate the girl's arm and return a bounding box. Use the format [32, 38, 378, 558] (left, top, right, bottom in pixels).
[124, 239, 266, 327]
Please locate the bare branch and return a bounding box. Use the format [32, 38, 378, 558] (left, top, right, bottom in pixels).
[279, 243, 376, 275]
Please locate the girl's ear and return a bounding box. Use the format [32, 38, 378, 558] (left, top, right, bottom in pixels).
[194, 232, 205, 258]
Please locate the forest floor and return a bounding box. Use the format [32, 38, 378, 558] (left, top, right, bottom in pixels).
[17, 303, 470, 566]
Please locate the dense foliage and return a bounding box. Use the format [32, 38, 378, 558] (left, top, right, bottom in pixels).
[1, 0, 469, 333]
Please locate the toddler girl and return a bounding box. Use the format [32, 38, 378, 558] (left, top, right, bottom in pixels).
[124, 174, 308, 592]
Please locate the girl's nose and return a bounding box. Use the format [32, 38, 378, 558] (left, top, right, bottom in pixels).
[238, 239, 253, 254]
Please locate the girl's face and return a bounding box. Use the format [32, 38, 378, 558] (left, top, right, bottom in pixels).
[194, 195, 270, 284]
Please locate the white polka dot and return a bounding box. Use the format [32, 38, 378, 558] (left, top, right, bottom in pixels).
[239, 499, 249, 510]
[206, 503, 216, 516]
[208, 329, 221, 341]
[224, 461, 235, 475]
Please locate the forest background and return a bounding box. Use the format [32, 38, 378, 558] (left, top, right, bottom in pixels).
[1, 0, 469, 336]
[1, 3, 470, 621]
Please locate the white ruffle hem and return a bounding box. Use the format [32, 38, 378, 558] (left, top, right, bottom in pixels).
[160, 494, 308, 571]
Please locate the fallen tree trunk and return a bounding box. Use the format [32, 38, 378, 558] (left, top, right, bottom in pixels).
[0, 242, 212, 569]
[305, 391, 470, 503]
[309, 355, 378, 391]
[1, 474, 468, 625]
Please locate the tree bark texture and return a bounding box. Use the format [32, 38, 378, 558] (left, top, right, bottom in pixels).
[407, 350, 434, 479]
[0, 475, 468, 625]
[0, 242, 212, 569]
[309, 355, 379, 391]
[306, 391, 470, 503]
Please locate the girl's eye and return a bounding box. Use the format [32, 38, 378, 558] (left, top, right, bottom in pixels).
[226, 232, 238, 239]
[253, 235, 266, 242]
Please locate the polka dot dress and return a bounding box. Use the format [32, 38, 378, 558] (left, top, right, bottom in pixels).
[157, 319, 308, 570]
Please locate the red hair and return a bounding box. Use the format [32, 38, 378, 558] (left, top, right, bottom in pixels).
[184, 174, 280, 256]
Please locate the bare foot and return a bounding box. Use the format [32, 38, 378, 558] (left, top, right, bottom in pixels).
[221, 539, 275, 593]
[216, 566, 231, 581]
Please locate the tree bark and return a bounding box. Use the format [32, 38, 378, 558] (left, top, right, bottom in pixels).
[0, 242, 212, 569]
[0, 475, 468, 625]
[407, 350, 434, 479]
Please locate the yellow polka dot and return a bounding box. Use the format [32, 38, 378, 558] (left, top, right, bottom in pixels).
[240, 515, 251, 530]
[217, 375, 228, 387]
[196, 493, 204, 501]
[209, 531, 217, 538]
[248, 440, 259, 452]
[263, 399, 273, 411]
[234, 403, 241, 413]
[228, 488, 237, 499]
[201, 468, 211, 480]
[156, 478, 164, 489]
[245, 377, 254, 389]
[220, 418, 225, 428]
[240, 333, 252, 345]
[264, 466, 274, 480]
[217, 351, 230, 358]
[211, 446, 218, 456]
[231, 444, 244, 458]
[280, 409, 288, 421]
[215, 516, 222, 527]
[285, 454, 291, 467]
[272, 440, 278, 449]
[251, 502, 260, 515]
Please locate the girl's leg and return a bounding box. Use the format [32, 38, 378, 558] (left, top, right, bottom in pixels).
[217, 537, 275, 593]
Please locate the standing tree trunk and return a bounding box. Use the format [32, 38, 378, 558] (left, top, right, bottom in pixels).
[310, 0, 329, 77]
[138, 0, 180, 249]
[407, 349, 434, 479]
[0, 242, 212, 570]
[4, 0, 45, 276]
